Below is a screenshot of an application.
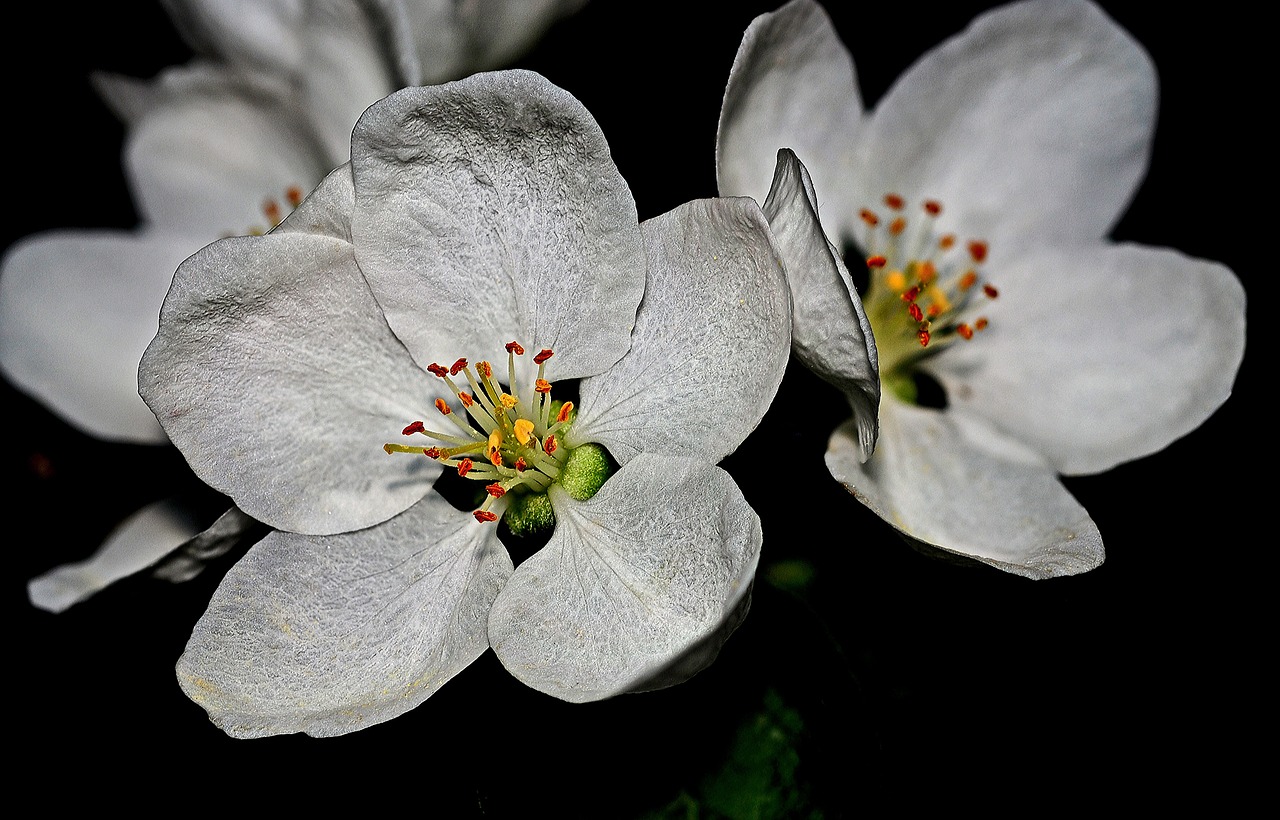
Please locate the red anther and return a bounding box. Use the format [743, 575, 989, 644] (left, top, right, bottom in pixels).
[957, 323, 974, 340]
[514, 457, 527, 472]
[923, 200, 942, 216]
[434, 398, 451, 415]
[488, 450, 503, 467]
[535, 379, 552, 394]
[473, 510, 498, 523]
[286, 186, 303, 206]
[459, 392, 474, 407]
[884, 193, 905, 210]
[918, 329, 931, 346]
[477, 361, 493, 379]
[968, 241, 988, 263]
[867, 255, 888, 269]
[901, 286, 920, 303]
[506, 341, 525, 355]
[556, 401, 575, 423]
[424, 447, 442, 459]
[544, 435, 557, 455]
[959, 271, 978, 290]
[428, 363, 449, 377]
[918, 261, 937, 284]
[889, 217, 906, 236]
[982, 284, 999, 299]
[450, 358, 468, 376]
[486, 483, 506, 498]
[939, 234, 956, 250]
[908, 302, 924, 322]
[926, 303, 942, 318]
[975, 317, 989, 331]
[860, 209, 880, 227]
[457, 458, 474, 477]
[534, 349, 554, 364]
[402, 420, 426, 436]
[263, 199, 282, 223]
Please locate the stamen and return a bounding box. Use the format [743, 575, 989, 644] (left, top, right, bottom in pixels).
[435, 398, 451, 416]
[457, 458, 475, 477]
[968, 241, 988, 263]
[402, 421, 426, 436]
[867, 256, 887, 269]
[514, 419, 535, 445]
[534, 349, 554, 365]
[474, 510, 498, 523]
[982, 284, 999, 299]
[923, 200, 942, 216]
[428, 363, 450, 377]
[958, 323, 974, 340]
[450, 358, 468, 376]
[556, 402, 575, 424]
[884, 193, 905, 210]
[505, 341, 525, 355]
[286, 186, 303, 207]
[860, 209, 880, 227]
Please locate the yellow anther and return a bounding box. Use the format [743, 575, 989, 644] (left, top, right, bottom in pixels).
[488, 430, 503, 455]
[886, 270, 907, 292]
[500, 393, 518, 410]
[514, 418, 535, 445]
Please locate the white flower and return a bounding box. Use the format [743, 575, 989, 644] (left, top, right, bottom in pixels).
[3, 0, 586, 612]
[716, 0, 1246, 578]
[138, 70, 792, 737]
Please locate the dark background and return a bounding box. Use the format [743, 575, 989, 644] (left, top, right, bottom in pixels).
[7, 2, 1258, 813]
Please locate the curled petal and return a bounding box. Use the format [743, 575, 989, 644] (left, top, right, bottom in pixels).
[488, 454, 761, 702]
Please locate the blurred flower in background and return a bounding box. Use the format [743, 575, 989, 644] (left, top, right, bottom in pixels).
[2, 0, 588, 613]
[716, 0, 1245, 578]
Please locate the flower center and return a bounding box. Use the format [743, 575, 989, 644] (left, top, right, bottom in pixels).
[384, 342, 612, 533]
[855, 194, 999, 404]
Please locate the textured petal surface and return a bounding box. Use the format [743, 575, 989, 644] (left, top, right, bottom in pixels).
[0, 228, 198, 443]
[350, 70, 646, 383]
[27, 498, 202, 613]
[932, 242, 1246, 475]
[716, 0, 864, 232]
[488, 454, 760, 702]
[852, 0, 1156, 251]
[572, 197, 790, 465]
[139, 168, 444, 535]
[827, 403, 1103, 579]
[177, 492, 513, 738]
[118, 62, 330, 235]
[761, 149, 879, 460]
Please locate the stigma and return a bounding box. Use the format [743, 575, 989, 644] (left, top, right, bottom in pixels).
[384, 342, 605, 528]
[857, 194, 999, 379]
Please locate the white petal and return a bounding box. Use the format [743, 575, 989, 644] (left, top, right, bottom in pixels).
[151, 505, 264, 583]
[177, 492, 512, 738]
[827, 402, 1103, 579]
[350, 71, 646, 383]
[716, 0, 865, 233]
[932, 242, 1246, 475]
[855, 0, 1157, 250]
[27, 498, 203, 613]
[119, 62, 330, 235]
[488, 454, 760, 702]
[160, 0, 306, 72]
[139, 168, 445, 535]
[0, 228, 198, 444]
[572, 197, 790, 465]
[761, 149, 879, 460]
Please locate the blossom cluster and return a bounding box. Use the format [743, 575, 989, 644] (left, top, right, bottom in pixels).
[3, 0, 1244, 739]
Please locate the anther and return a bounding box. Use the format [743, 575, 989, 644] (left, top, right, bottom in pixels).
[958, 323, 974, 340]
[556, 402, 575, 424]
[435, 398, 451, 415]
[514, 419, 534, 445]
[477, 362, 493, 379]
[959, 271, 978, 290]
[968, 241, 988, 263]
[424, 447, 442, 458]
[908, 303, 924, 322]
[544, 435, 557, 455]
[457, 458, 474, 477]
[860, 209, 880, 227]
[924, 200, 942, 216]
[402, 421, 426, 436]
[459, 392, 474, 407]
[286, 186, 303, 207]
[428, 363, 449, 377]
[918, 329, 931, 346]
[889, 217, 906, 236]
[450, 358, 468, 376]
[486, 484, 506, 498]
[506, 341, 525, 355]
[474, 510, 498, 523]
[535, 379, 552, 394]
[867, 256, 888, 268]
[884, 193, 905, 210]
[534, 349, 554, 365]
[982, 284, 999, 299]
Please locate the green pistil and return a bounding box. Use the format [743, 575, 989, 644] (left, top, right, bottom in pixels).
[560, 443, 612, 501]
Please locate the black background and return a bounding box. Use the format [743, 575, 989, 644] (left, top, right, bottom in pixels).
[7, 2, 1258, 814]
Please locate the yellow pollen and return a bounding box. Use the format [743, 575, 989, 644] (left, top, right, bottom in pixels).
[500, 393, 518, 410]
[514, 418, 535, 445]
[488, 430, 503, 454]
[886, 270, 907, 292]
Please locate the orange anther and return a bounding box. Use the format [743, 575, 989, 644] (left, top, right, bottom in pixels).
[486, 483, 506, 498]
[958, 323, 974, 340]
[424, 447, 442, 459]
[263, 199, 282, 224]
[926, 303, 942, 318]
[867, 255, 888, 268]
[534, 349, 554, 365]
[959, 271, 978, 290]
[434, 398, 451, 415]
[459, 392, 474, 407]
[457, 458, 474, 477]
[884, 193, 905, 210]
[901, 286, 920, 303]
[968, 241, 988, 263]
[982, 284, 999, 299]
[908, 303, 924, 322]
[889, 217, 906, 236]
[556, 401, 575, 423]
[450, 358, 468, 376]
[514, 457, 527, 472]
[535, 379, 552, 394]
[975, 317, 989, 331]
[286, 186, 303, 206]
[544, 435, 557, 455]
[923, 200, 942, 216]
[860, 209, 880, 227]
[428, 363, 449, 377]
[506, 341, 525, 355]
[918, 329, 931, 346]
[918, 261, 937, 284]
[402, 420, 426, 436]
[477, 361, 493, 379]
[473, 510, 498, 523]
[938, 234, 956, 250]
